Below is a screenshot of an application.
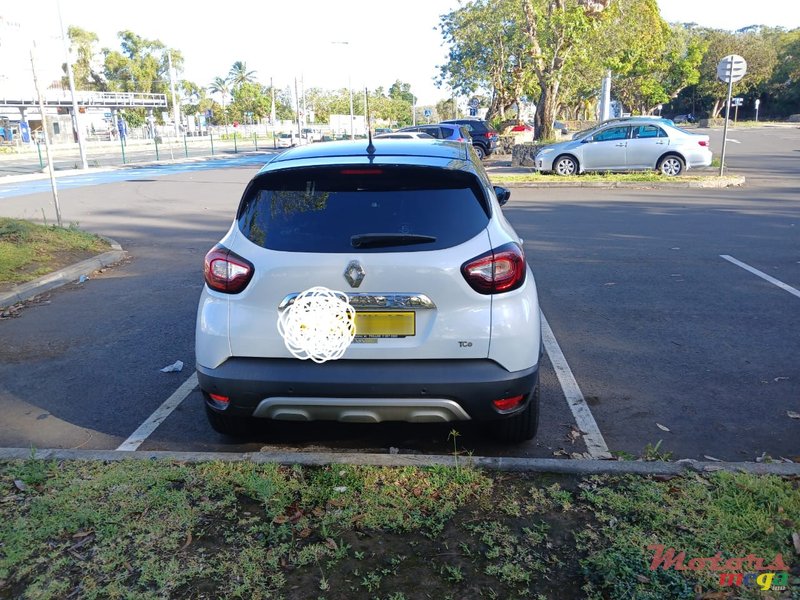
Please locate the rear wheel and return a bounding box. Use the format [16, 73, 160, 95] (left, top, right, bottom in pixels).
[205, 404, 255, 437]
[657, 155, 685, 176]
[474, 144, 486, 160]
[553, 155, 578, 176]
[488, 383, 540, 443]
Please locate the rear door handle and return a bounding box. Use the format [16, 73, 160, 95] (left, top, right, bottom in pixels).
[615, 142, 626, 147]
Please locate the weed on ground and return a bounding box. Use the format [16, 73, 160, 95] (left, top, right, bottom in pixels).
[0, 218, 110, 287]
[0, 460, 797, 599]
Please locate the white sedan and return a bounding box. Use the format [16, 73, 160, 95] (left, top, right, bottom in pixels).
[534, 120, 712, 176]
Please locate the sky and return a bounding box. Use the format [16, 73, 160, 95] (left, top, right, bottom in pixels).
[1, 0, 798, 106]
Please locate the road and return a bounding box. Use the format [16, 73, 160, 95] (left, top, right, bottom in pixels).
[0, 125, 798, 461]
[0, 135, 275, 177]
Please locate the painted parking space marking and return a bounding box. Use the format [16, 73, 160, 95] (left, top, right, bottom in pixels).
[721, 255, 800, 300]
[541, 310, 612, 459]
[117, 315, 602, 454]
[116, 373, 198, 451]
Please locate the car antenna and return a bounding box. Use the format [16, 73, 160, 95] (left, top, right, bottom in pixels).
[365, 87, 375, 155]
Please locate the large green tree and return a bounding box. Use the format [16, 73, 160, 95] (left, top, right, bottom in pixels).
[521, 0, 613, 139]
[693, 28, 778, 117]
[438, 0, 534, 122]
[599, 0, 703, 114]
[62, 26, 106, 91]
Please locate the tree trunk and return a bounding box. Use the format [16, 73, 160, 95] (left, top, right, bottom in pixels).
[535, 82, 559, 140]
[712, 99, 723, 119]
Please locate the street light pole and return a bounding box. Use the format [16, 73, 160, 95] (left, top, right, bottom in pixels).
[30, 43, 63, 228]
[57, 0, 88, 170]
[331, 41, 354, 139]
[168, 50, 180, 138]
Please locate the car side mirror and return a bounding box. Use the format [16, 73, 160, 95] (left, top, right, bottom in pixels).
[581, 138, 591, 143]
[494, 186, 511, 206]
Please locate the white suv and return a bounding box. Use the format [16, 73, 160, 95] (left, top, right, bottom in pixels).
[196, 139, 542, 442]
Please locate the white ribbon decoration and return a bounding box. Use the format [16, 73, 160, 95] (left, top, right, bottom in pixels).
[277, 286, 356, 363]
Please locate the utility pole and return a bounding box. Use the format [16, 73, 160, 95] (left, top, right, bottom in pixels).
[363, 86, 368, 132]
[168, 50, 180, 138]
[301, 74, 307, 129]
[294, 77, 301, 139]
[30, 44, 63, 228]
[57, 0, 88, 170]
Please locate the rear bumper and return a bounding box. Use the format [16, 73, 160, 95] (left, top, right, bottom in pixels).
[198, 358, 539, 422]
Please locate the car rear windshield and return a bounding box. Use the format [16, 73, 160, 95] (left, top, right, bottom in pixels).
[237, 166, 490, 253]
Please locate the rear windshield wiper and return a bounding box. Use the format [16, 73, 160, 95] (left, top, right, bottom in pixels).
[351, 233, 437, 249]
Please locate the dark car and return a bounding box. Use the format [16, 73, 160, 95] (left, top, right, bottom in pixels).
[397, 124, 472, 143]
[440, 118, 499, 159]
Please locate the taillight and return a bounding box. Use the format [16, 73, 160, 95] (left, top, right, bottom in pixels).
[486, 131, 498, 138]
[493, 395, 524, 412]
[461, 242, 526, 294]
[204, 245, 254, 294]
[698, 140, 709, 147]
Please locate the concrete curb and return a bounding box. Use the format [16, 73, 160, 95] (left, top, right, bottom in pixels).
[0, 448, 797, 476]
[0, 237, 125, 309]
[489, 175, 746, 189]
[0, 150, 273, 185]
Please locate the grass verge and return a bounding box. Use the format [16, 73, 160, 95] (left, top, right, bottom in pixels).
[489, 171, 735, 184]
[0, 460, 796, 599]
[0, 218, 110, 287]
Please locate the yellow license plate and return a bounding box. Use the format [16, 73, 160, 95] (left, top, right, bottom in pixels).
[354, 311, 415, 338]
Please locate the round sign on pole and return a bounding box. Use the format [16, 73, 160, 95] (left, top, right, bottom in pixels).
[717, 54, 747, 83]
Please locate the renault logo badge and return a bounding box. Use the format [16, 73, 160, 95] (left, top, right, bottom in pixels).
[344, 260, 365, 288]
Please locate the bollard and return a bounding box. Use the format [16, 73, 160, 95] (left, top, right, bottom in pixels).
[155, 136, 160, 161]
[184, 134, 189, 158]
[254, 132, 258, 150]
[210, 133, 215, 156]
[120, 134, 126, 164]
[36, 141, 44, 169]
[234, 132, 238, 153]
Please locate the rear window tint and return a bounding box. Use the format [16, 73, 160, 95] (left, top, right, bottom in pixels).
[237, 166, 489, 253]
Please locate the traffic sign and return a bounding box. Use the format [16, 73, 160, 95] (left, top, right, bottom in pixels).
[717, 55, 747, 84]
[423, 109, 432, 117]
[730, 97, 743, 106]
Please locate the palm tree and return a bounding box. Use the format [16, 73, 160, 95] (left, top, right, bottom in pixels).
[208, 76, 230, 134]
[229, 61, 257, 88]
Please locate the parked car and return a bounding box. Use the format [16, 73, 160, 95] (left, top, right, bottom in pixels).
[397, 124, 472, 143]
[440, 118, 499, 159]
[571, 116, 674, 140]
[301, 127, 323, 142]
[196, 139, 543, 442]
[673, 114, 696, 124]
[374, 127, 393, 135]
[276, 132, 298, 148]
[534, 119, 712, 176]
[374, 131, 435, 139]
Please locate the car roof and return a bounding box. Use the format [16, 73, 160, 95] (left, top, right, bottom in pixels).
[257, 139, 473, 174]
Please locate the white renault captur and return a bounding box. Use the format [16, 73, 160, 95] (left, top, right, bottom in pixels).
[196, 139, 542, 442]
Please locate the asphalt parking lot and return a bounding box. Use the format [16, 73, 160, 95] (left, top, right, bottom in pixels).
[0, 126, 798, 461]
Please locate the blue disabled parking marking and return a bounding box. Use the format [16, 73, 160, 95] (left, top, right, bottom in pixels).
[0, 154, 272, 200]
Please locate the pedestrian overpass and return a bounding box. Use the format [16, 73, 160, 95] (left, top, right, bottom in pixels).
[0, 91, 168, 110]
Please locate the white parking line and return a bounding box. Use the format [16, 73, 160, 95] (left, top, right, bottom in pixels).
[540, 311, 612, 459]
[116, 373, 198, 451]
[721, 255, 800, 300]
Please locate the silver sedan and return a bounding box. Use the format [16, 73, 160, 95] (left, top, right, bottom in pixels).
[534, 121, 712, 176]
